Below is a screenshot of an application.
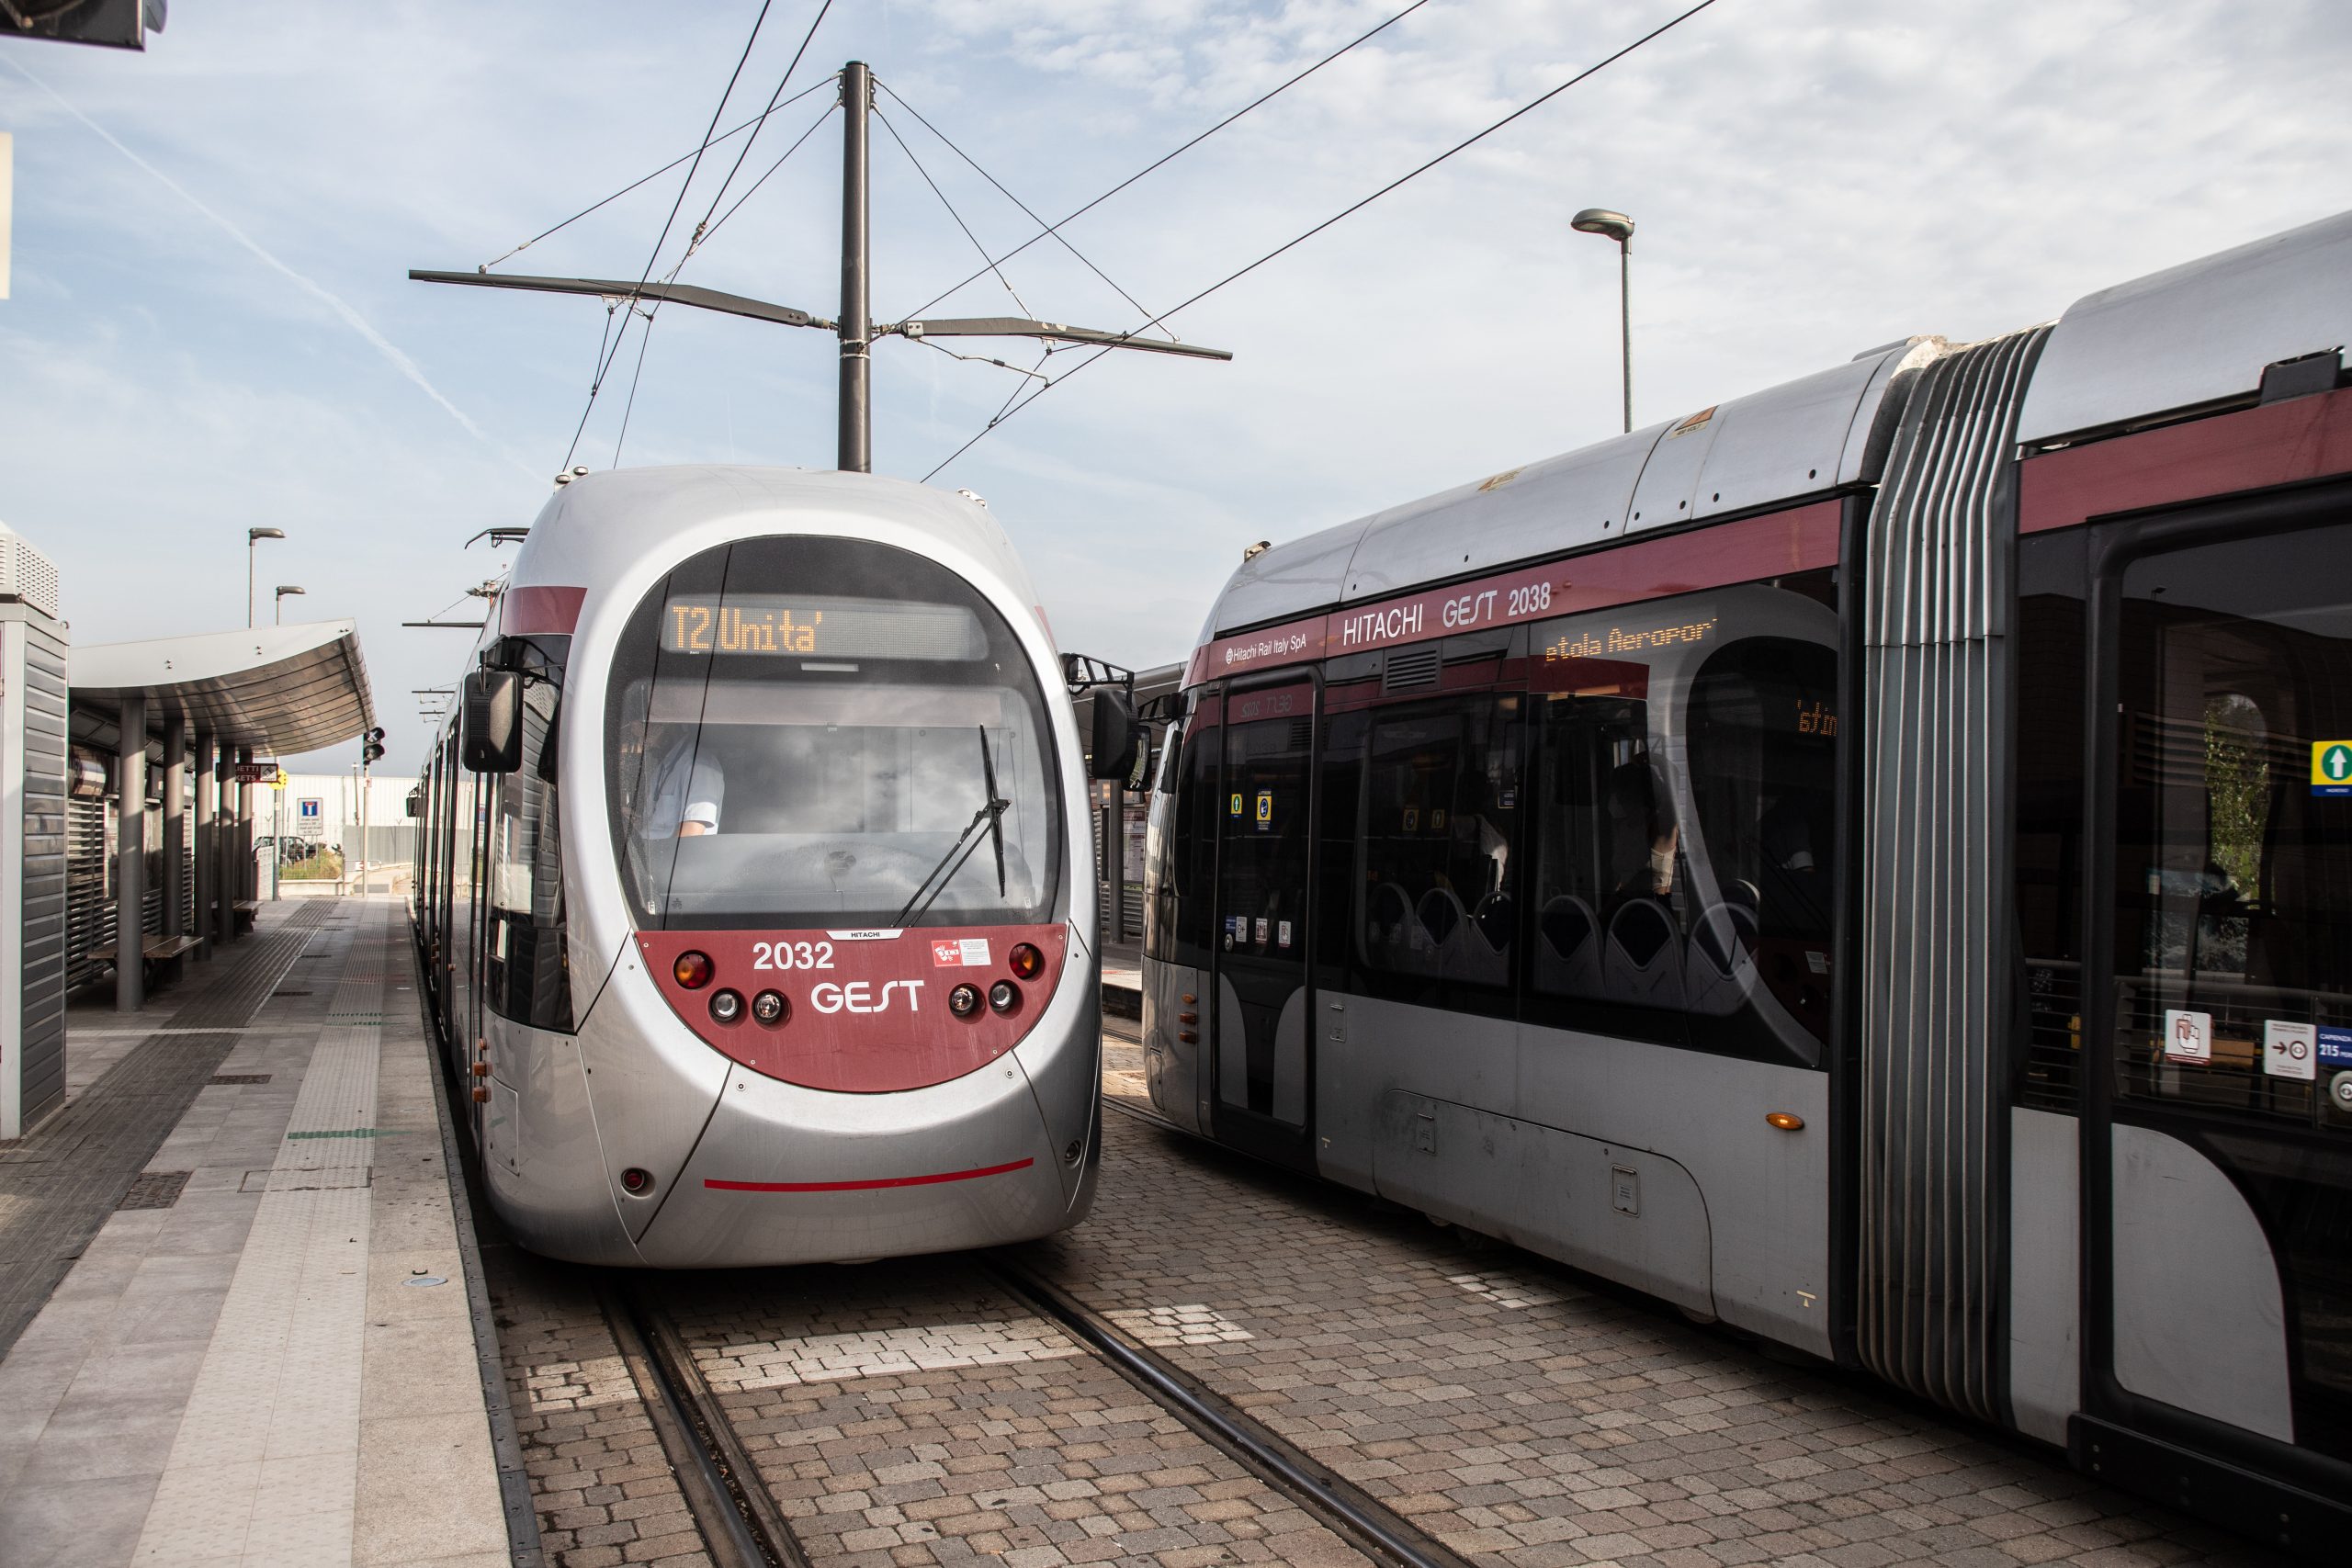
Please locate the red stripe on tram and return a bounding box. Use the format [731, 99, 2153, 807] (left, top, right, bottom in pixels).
[705, 1157, 1035, 1193]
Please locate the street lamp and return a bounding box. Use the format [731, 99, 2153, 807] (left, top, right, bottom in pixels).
[1571, 208, 1635, 434]
[246, 527, 286, 626]
[274, 585, 306, 625]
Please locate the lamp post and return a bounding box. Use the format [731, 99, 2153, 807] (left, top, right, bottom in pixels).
[247, 527, 286, 626]
[274, 584, 306, 625]
[1571, 208, 1635, 434]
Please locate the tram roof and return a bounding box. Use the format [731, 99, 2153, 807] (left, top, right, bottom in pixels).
[2018, 207, 2352, 449]
[70, 619, 377, 754]
[1204, 336, 1941, 641]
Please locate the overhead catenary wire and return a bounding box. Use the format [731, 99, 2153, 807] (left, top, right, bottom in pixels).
[562, 0, 782, 468]
[475, 74, 837, 274]
[566, 0, 838, 469]
[876, 80, 1162, 335]
[872, 106, 1035, 318]
[921, 0, 1724, 482]
[899, 0, 1434, 324]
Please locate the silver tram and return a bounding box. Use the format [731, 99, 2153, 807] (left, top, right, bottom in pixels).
[413, 467, 1117, 1268]
[1141, 210, 2352, 1550]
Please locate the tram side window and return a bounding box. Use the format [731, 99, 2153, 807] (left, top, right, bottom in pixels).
[1149, 718, 1222, 968]
[1356, 696, 1521, 1003]
[2014, 529, 2089, 1111]
[1528, 693, 1685, 1047]
[1683, 636, 1838, 1055]
[2110, 523, 2352, 1129]
[1525, 578, 1838, 1066]
[486, 638, 573, 1032]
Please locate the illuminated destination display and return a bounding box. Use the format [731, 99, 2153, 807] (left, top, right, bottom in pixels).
[1542, 617, 1716, 661]
[662, 594, 986, 659]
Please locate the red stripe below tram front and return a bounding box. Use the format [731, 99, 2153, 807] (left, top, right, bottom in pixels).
[704, 1157, 1035, 1193]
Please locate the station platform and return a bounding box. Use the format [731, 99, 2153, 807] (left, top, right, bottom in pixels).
[1101, 939, 1142, 1019]
[0, 897, 510, 1568]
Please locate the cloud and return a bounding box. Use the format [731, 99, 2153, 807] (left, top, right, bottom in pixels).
[5, 0, 2348, 771]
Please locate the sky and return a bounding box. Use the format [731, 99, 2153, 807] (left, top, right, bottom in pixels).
[1, 0, 2346, 774]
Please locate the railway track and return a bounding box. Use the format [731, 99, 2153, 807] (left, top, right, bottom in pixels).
[596, 1252, 1470, 1568]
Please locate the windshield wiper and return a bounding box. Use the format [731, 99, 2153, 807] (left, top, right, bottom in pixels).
[891, 728, 1011, 928]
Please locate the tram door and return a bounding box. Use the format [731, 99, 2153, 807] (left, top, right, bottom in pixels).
[2079, 506, 2352, 1524]
[1209, 678, 1317, 1168]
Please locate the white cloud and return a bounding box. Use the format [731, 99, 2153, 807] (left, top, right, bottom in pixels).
[2, 0, 2347, 771]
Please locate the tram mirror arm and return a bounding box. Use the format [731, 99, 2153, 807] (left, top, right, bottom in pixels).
[1086, 688, 1140, 782]
[461, 669, 524, 774]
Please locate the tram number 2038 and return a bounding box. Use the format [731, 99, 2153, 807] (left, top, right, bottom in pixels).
[752, 940, 836, 971]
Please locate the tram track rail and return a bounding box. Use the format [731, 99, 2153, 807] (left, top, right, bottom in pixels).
[598, 1281, 814, 1568]
[986, 1255, 1473, 1568]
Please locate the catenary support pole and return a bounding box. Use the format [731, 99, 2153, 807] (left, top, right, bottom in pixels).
[115, 694, 147, 1012]
[838, 61, 872, 475]
[192, 731, 215, 961]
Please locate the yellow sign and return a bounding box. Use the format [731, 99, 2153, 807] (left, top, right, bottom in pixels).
[2315, 740, 2352, 797]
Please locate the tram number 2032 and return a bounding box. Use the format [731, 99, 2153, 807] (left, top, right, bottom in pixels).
[752, 940, 835, 971]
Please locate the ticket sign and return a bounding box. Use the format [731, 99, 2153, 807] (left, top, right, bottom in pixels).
[2314, 740, 2352, 797]
[2163, 1008, 2212, 1063]
[230, 760, 280, 784]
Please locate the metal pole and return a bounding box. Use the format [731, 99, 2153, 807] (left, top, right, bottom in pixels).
[193, 730, 215, 961]
[246, 539, 255, 628]
[837, 61, 872, 475]
[237, 744, 256, 911]
[1617, 237, 1632, 435]
[115, 695, 147, 1012]
[162, 714, 186, 941]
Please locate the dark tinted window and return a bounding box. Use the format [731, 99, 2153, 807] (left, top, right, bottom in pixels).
[2015, 529, 2089, 1111]
[1147, 712, 1221, 966]
[1524, 576, 1838, 1065]
[486, 636, 573, 1031]
[1356, 695, 1522, 1001]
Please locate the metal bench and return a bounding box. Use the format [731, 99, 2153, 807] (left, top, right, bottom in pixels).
[232, 899, 262, 936]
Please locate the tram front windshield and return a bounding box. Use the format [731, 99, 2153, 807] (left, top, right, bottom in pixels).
[606, 536, 1060, 931]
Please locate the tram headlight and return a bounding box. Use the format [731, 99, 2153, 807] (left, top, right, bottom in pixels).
[752, 988, 789, 1026]
[988, 979, 1020, 1015]
[1009, 942, 1044, 980]
[673, 950, 714, 989]
[948, 983, 981, 1018]
[708, 988, 744, 1025]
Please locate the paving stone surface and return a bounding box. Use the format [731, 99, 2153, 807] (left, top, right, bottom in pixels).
[660, 1260, 1368, 1567]
[1016, 1098, 2281, 1567]
[483, 1244, 717, 1568]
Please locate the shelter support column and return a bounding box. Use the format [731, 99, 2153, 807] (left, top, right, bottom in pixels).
[236, 745, 255, 909]
[192, 730, 215, 961]
[220, 754, 242, 943]
[162, 714, 186, 940]
[115, 694, 147, 1013]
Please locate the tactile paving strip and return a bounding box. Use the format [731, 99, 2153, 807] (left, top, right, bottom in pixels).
[132, 901, 386, 1567]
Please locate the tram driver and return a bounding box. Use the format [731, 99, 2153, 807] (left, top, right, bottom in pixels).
[641, 730, 727, 838]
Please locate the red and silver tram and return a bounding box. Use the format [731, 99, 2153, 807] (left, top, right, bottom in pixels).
[1142, 209, 2352, 1551]
[413, 466, 1115, 1267]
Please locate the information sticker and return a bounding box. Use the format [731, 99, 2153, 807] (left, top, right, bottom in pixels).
[2321, 1025, 2352, 1069]
[1229, 793, 1244, 817]
[1278, 920, 1293, 950]
[2163, 1008, 2212, 1063]
[2264, 1021, 2317, 1081]
[1256, 790, 1272, 828]
[1254, 917, 1269, 945]
[930, 938, 990, 967]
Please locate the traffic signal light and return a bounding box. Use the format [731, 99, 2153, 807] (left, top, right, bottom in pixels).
[361, 726, 386, 766]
